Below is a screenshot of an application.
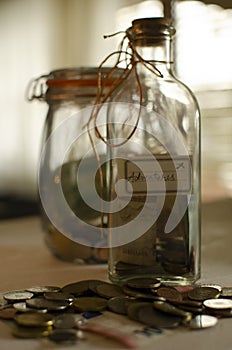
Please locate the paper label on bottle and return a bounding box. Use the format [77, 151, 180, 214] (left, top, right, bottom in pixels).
[118, 155, 192, 196]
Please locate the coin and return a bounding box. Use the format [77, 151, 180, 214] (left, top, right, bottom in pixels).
[61, 280, 92, 295]
[153, 301, 192, 322]
[15, 313, 55, 327]
[0, 298, 8, 308]
[203, 298, 232, 310]
[88, 280, 108, 294]
[123, 285, 165, 301]
[53, 314, 77, 329]
[107, 297, 131, 315]
[26, 297, 69, 311]
[188, 315, 218, 329]
[96, 283, 126, 299]
[12, 325, 52, 338]
[188, 287, 220, 301]
[26, 286, 60, 294]
[207, 308, 232, 318]
[3, 291, 34, 302]
[48, 329, 77, 343]
[127, 301, 150, 322]
[200, 284, 222, 292]
[0, 307, 17, 320]
[157, 286, 183, 302]
[72, 297, 107, 312]
[44, 292, 75, 302]
[127, 278, 161, 290]
[138, 304, 182, 329]
[221, 287, 232, 298]
[13, 302, 47, 313]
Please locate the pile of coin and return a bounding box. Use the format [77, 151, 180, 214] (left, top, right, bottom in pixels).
[0, 279, 232, 347]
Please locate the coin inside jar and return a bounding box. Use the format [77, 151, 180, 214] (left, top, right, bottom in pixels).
[127, 278, 161, 290]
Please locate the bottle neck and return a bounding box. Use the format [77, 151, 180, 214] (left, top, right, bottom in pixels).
[133, 38, 173, 77]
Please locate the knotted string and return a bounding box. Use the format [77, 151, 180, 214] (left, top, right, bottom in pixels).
[85, 30, 164, 235]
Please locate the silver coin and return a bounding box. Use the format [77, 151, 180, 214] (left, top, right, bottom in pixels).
[138, 303, 182, 329]
[203, 298, 232, 310]
[188, 315, 218, 329]
[13, 302, 47, 313]
[3, 291, 34, 302]
[26, 286, 60, 294]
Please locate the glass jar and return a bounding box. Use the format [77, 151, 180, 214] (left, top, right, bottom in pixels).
[106, 18, 201, 285]
[29, 67, 117, 264]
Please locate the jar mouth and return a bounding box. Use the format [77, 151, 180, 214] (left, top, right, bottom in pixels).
[127, 17, 175, 43]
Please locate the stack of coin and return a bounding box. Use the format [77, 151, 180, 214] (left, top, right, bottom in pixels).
[0, 279, 232, 344]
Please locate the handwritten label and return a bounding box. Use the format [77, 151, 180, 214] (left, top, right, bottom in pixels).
[118, 155, 192, 195]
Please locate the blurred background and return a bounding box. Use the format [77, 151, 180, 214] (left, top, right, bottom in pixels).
[0, 0, 232, 218]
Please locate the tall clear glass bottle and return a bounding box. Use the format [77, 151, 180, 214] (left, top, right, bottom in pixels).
[107, 18, 201, 285]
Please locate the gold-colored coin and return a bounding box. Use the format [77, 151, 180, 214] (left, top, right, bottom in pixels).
[12, 325, 52, 338]
[15, 313, 55, 327]
[72, 297, 107, 312]
[153, 301, 192, 322]
[188, 287, 220, 301]
[138, 303, 182, 329]
[95, 283, 126, 299]
[61, 280, 93, 295]
[0, 307, 17, 320]
[48, 329, 77, 343]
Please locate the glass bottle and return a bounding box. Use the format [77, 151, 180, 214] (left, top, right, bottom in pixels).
[29, 67, 116, 264]
[107, 18, 201, 285]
